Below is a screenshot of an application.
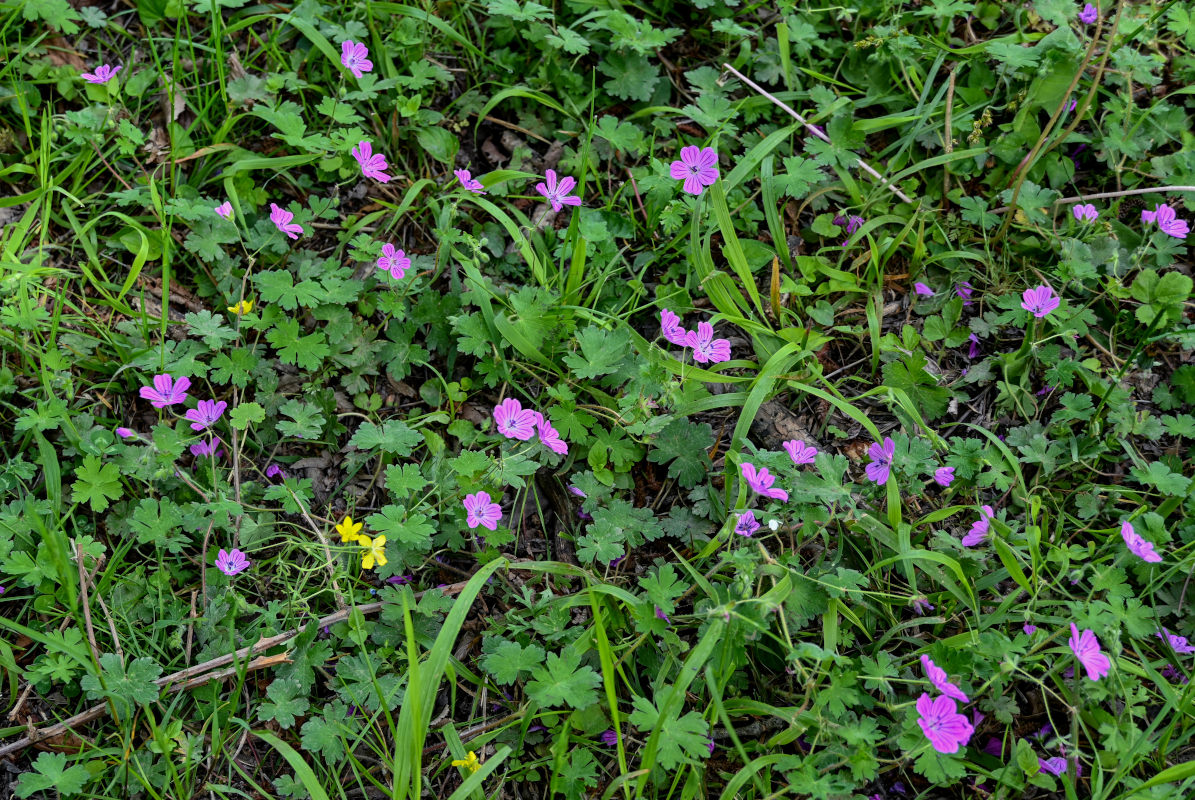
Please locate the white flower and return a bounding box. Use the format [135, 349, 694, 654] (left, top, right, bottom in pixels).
[768, 519, 780, 531]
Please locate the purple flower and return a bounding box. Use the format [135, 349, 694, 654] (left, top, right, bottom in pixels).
[568, 486, 586, 498]
[740, 462, 789, 502]
[532, 412, 568, 455]
[139, 374, 191, 408]
[600, 729, 619, 746]
[913, 282, 934, 296]
[1142, 203, 1190, 239]
[454, 169, 486, 194]
[734, 511, 761, 537]
[1157, 629, 1195, 654]
[387, 574, 414, 585]
[1072, 203, 1098, 222]
[115, 427, 135, 439]
[660, 309, 691, 347]
[377, 243, 411, 279]
[983, 737, 1005, 757]
[1024, 623, 1038, 635]
[1069, 623, 1111, 681]
[865, 437, 895, 485]
[185, 399, 227, 431]
[1078, 3, 1098, 24]
[1120, 520, 1163, 563]
[955, 281, 974, 302]
[215, 201, 233, 219]
[81, 64, 122, 84]
[654, 606, 671, 625]
[911, 597, 935, 615]
[464, 491, 502, 531]
[352, 141, 391, 183]
[840, 215, 865, 234]
[669, 145, 719, 196]
[1040, 756, 1068, 776]
[189, 438, 224, 458]
[1161, 664, 1189, 684]
[534, 169, 582, 212]
[265, 464, 288, 480]
[707, 738, 716, 756]
[1036, 384, 1054, 397]
[1065, 98, 1078, 113]
[967, 333, 981, 359]
[216, 548, 250, 576]
[493, 398, 536, 440]
[783, 439, 818, 466]
[340, 40, 373, 78]
[921, 654, 969, 703]
[933, 466, 955, 487]
[1021, 285, 1060, 318]
[962, 505, 995, 547]
[916, 693, 974, 754]
[686, 322, 732, 364]
[269, 203, 303, 239]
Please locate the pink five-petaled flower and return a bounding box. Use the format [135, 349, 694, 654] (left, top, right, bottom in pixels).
[865, 437, 896, 485]
[377, 243, 411, 279]
[1156, 629, 1195, 654]
[933, 466, 955, 488]
[1069, 623, 1111, 681]
[962, 504, 995, 547]
[686, 322, 732, 364]
[454, 169, 486, 194]
[115, 427, 135, 439]
[186, 399, 228, 432]
[734, 511, 761, 537]
[216, 548, 250, 577]
[920, 655, 970, 703]
[1072, 203, 1098, 222]
[532, 412, 568, 455]
[340, 40, 372, 79]
[914, 282, 934, 296]
[493, 398, 536, 440]
[660, 309, 691, 347]
[1024, 623, 1039, 635]
[915, 693, 974, 754]
[140, 374, 191, 408]
[1040, 756, 1068, 776]
[534, 169, 582, 212]
[669, 145, 719, 196]
[190, 438, 224, 458]
[1120, 520, 1162, 563]
[352, 141, 391, 183]
[215, 201, 233, 220]
[1021, 285, 1060, 318]
[1078, 3, 1098, 25]
[464, 491, 502, 531]
[82, 64, 122, 84]
[1141, 203, 1190, 239]
[269, 203, 303, 239]
[783, 439, 818, 466]
[740, 462, 789, 502]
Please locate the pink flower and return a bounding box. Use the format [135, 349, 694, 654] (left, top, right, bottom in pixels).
[920, 655, 969, 703]
[216, 548, 250, 576]
[669, 145, 719, 196]
[1120, 520, 1162, 563]
[139, 374, 191, 408]
[269, 203, 303, 239]
[1024, 623, 1038, 635]
[660, 309, 690, 347]
[1039, 756, 1068, 776]
[1142, 203, 1190, 239]
[783, 440, 817, 466]
[686, 322, 731, 364]
[377, 243, 411, 279]
[933, 466, 955, 487]
[1156, 629, 1195, 654]
[1078, 3, 1098, 24]
[190, 438, 224, 458]
[265, 464, 288, 480]
[186, 399, 228, 431]
[215, 201, 233, 219]
[913, 282, 934, 296]
[915, 693, 974, 754]
[454, 169, 486, 194]
[493, 398, 536, 440]
[352, 141, 391, 183]
[81, 64, 122, 84]
[115, 427, 135, 439]
[967, 333, 981, 359]
[912, 597, 935, 615]
[1069, 623, 1111, 681]
[734, 511, 761, 537]
[740, 462, 789, 502]
[1072, 203, 1098, 222]
[532, 412, 568, 455]
[464, 491, 502, 531]
[340, 40, 373, 79]
[838, 215, 865, 235]
[865, 437, 895, 485]
[534, 169, 582, 212]
[1021, 285, 1060, 318]
[962, 505, 995, 547]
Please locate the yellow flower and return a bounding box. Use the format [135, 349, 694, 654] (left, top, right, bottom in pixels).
[360, 535, 387, 570]
[227, 299, 254, 315]
[335, 516, 364, 544]
[451, 751, 480, 773]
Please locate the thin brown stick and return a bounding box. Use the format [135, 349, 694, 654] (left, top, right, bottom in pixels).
[990, 185, 1195, 214]
[942, 66, 956, 209]
[74, 544, 101, 666]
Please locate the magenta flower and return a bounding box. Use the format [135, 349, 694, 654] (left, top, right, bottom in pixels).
[269, 203, 303, 239]
[913, 282, 934, 296]
[493, 398, 536, 440]
[1072, 203, 1098, 222]
[377, 243, 411, 279]
[454, 169, 486, 194]
[967, 333, 981, 359]
[532, 412, 568, 455]
[669, 145, 719, 196]
[1024, 623, 1038, 635]
[1142, 203, 1190, 239]
[81, 64, 122, 84]
[190, 438, 224, 458]
[659, 309, 691, 347]
[686, 322, 732, 364]
[265, 464, 288, 480]
[933, 466, 955, 487]
[1069, 623, 1111, 681]
[115, 427, 135, 439]
[654, 606, 671, 624]
[1156, 629, 1195, 654]
[1021, 285, 1060, 318]
[464, 491, 502, 531]
[340, 40, 373, 79]
[1078, 3, 1098, 24]
[1120, 520, 1162, 563]
[186, 399, 228, 431]
[962, 505, 995, 547]
[139, 374, 191, 408]
[955, 281, 974, 306]
[865, 437, 895, 485]
[838, 215, 865, 235]
[912, 597, 935, 615]
[734, 511, 761, 537]
[783, 439, 818, 466]
[915, 693, 974, 754]
[740, 462, 789, 502]
[216, 548, 250, 576]
[1039, 756, 1068, 776]
[215, 201, 233, 220]
[920, 655, 969, 703]
[568, 486, 586, 498]
[352, 141, 391, 183]
[534, 169, 582, 212]
[600, 729, 619, 747]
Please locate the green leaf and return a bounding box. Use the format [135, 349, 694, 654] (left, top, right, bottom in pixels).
[1130, 461, 1192, 496]
[414, 126, 459, 165]
[80, 653, 162, 717]
[364, 505, 435, 546]
[647, 418, 714, 488]
[266, 319, 329, 370]
[185, 310, 238, 349]
[15, 752, 92, 798]
[71, 455, 123, 512]
[775, 155, 825, 199]
[525, 651, 601, 709]
[881, 351, 951, 421]
[627, 695, 709, 769]
[598, 51, 660, 101]
[259, 677, 310, 729]
[482, 639, 546, 684]
[349, 420, 422, 456]
[1130, 269, 1193, 326]
[384, 463, 428, 499]
[563, 325, 632, 380]
[299, 702, 349, 762]
[278, 399, 325, 440]
[254, 270, 324, 310]
[229, 401, 266, 430]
